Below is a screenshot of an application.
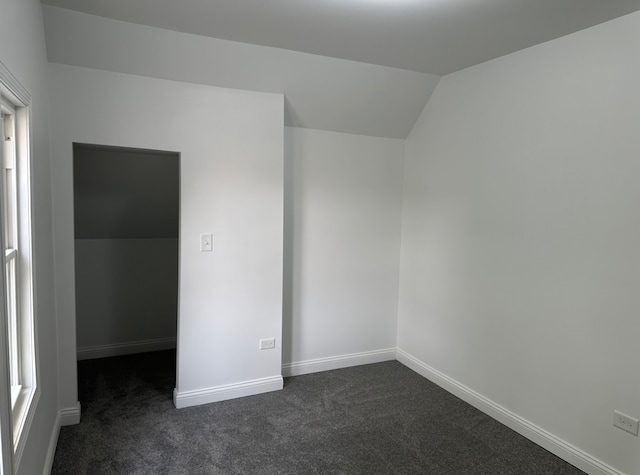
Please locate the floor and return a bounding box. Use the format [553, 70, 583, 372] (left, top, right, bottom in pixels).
[52, 351, 586, 474]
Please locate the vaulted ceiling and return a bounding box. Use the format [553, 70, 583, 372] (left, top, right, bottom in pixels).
[40, 0, 640, 138]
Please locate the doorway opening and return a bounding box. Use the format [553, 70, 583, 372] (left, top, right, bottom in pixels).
[72, 143, 179, 387]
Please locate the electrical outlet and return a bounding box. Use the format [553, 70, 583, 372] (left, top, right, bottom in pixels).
[259, 338, 276, 350]
[613, 410, 639, 436]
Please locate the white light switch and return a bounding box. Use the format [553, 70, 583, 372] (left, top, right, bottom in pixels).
[200, 233, 213, 252]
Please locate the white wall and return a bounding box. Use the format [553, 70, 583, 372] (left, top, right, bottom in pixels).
[49, 63, 284, 410]
[0, 1, 59, 473]
[398, 11, 640, 475]
[283, 127, 404, 375]
[75, 238, 178, 358]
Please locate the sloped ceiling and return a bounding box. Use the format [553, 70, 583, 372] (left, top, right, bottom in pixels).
[40, 1, 640, 138]
[74, 144, 179, 239]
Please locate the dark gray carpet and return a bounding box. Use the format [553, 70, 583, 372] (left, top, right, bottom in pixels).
[52, 351, 584, 474]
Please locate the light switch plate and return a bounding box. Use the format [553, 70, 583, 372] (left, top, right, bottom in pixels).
[200, 233, 213, 252]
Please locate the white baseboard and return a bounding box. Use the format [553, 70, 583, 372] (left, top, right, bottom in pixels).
[77, 337, 176, 360]
[43, 410, 61, 475]
[59, 402, 81, 426]
[174, 376, 283, 409]
[396, 349, 622, 475]
[282, 348, 397, 377]
[43, 403, 81, 475]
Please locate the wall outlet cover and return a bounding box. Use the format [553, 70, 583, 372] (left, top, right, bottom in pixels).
[613, 410, 639, 436]
[259, 338, 276, 350]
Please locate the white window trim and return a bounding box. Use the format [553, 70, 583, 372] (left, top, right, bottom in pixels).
[0, 60, 39, 475]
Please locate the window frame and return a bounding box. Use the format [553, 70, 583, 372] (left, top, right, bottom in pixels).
[0, 60, 39, 475]
[2, 100, 21, 409]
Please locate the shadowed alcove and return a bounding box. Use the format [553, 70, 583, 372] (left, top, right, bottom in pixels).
[73, 143, 179, 361]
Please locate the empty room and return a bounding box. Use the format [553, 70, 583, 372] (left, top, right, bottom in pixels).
[0, 0, 639, 473]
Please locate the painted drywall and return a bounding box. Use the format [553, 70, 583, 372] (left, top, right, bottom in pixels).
[75, 238, 178, 358]
[73, 144, 179, 239]
[283, 127, 404, 374]
[49, 63, 284, 410]
[0, 0, 60, 473]
[73, 146, 179, 358]
[398, 10, 640, 475]
[41, 5, 440, 139]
